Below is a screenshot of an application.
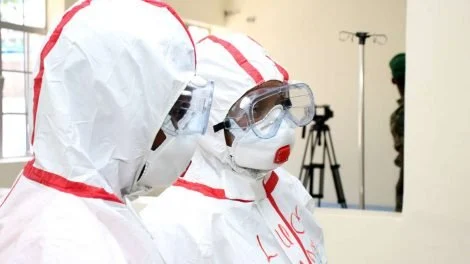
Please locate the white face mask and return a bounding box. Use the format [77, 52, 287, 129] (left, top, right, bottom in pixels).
[229, 119, 296, 174]
[136, 133, 198, 191]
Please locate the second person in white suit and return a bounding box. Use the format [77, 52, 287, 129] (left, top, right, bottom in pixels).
[141, 34, 327, 264]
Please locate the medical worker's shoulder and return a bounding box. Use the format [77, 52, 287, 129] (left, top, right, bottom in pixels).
[274, 167, 315, 212]
[140, 186, 221, 261]
[140, 186, 228, 232]
[274, 166, 306, 188]
[8, 193, 127, 263]
[141, 184, 229, 230]
[142, 184, 230, 216]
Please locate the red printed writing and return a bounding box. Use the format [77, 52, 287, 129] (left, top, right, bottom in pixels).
[305, 240, 319, 263]
[257, 235, 279, 262]
[275, 224, 294, 248]
[290, 206, 305, 234]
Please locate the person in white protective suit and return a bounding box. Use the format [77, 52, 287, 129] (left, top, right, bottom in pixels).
[0, 0, 213, 263]
[140, 34, 327, 264]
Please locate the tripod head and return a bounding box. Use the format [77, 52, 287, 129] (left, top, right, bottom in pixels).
[302, 105, 334, 138]
[313, 105, 333, 124]
[298, 104, 347, 208]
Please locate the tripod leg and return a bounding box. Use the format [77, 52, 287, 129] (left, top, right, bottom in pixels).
[325, 129, 348, 208]
[308, 132, 320, 197]
[317, 131, 327, 208]
[299, 127, 320, 198]
[331, 165, 347, 208]
[299, 126, 312, 185]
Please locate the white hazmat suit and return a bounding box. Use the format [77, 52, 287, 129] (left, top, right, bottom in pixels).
[141, 34, 327, 264]
[0, 0, 202, 262]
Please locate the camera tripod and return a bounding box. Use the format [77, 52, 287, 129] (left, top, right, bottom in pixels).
[299, 121, 347, 208]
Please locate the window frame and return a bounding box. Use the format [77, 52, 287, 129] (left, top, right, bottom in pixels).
[0, 0, 47, 159]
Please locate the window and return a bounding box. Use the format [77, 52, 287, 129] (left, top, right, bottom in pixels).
[1, 0, 47, 28]
[1, 0, 47, 158]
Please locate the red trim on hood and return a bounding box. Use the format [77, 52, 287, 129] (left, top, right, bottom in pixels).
[173, 178, 253, 203]
[246, 35, 289, 81]
[22, 160, 123, 204]
[173, 172, 279, 202]
[274, 62, 289, 81]
[267, 56, 289, 81]
[31, 0, 92, 144]
[198, 36, 210, 43]
[206, 35, 265, 84]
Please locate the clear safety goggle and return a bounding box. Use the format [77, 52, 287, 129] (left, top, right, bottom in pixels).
[161, 76, 214, 135]
[213, 82, 315, 139]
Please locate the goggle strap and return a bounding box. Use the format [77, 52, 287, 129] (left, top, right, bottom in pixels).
[284, 98, 292, 108]
[213, 119, 231, 133]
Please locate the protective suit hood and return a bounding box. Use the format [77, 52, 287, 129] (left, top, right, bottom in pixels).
[0, 1, 196, 262]
[196, 34, 288, 163]
[183, 34, 289, 200]
[28, 0, 196, 199]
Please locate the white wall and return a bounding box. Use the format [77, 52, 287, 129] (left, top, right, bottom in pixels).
[64, 0, 228, 25]
[0, 159, 27, 188]
[224, 0, 406, 208]
[48, 0, 65, 26]
[164, 0, 227, 25]
[314, 0, 470, 262]
[64, 0, 76, 11]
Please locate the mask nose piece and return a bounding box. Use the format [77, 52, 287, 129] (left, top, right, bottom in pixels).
[274, 145, 291, 164]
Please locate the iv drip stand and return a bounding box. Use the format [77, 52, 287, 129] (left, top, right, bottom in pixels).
[339, 31, 387, 209]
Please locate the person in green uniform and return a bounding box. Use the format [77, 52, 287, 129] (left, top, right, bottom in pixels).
[389, 53, 405, 212]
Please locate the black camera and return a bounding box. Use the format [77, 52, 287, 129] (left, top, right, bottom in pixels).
[313, 105, 333, 124]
